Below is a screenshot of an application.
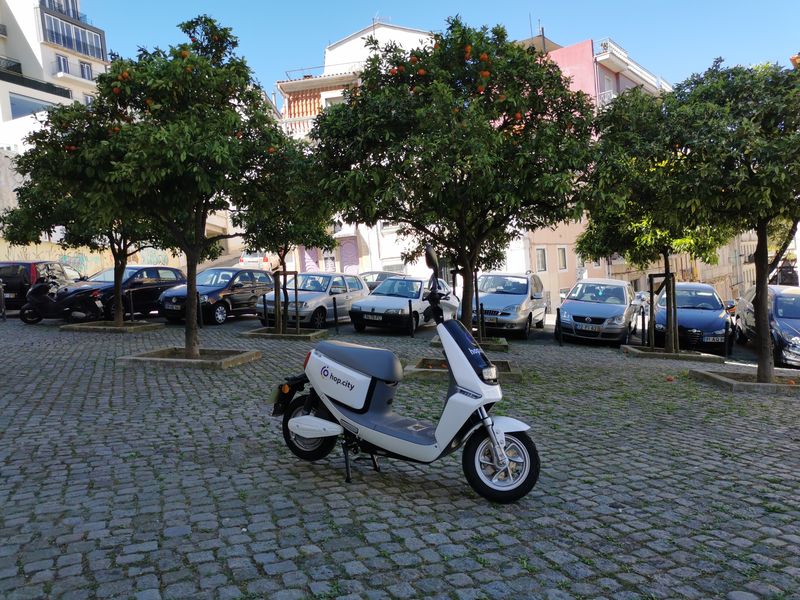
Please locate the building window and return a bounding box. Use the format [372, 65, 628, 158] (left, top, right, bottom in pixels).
[593, 260, 601, 268]
[44, 14, 104, 60]
[56, 54, 69, 74]
[83, 94, 94, 106]
[79, 61, 93, 80]
[536, 248, 547, 272]
[557, 247, 567, 271]
[9, 93, 54, 119]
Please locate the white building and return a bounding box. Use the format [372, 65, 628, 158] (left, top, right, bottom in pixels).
[0, 0, 107, 152]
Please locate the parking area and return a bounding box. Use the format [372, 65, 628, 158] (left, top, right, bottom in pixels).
[0, 315, 798, 599]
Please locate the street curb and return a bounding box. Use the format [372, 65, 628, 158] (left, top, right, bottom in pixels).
[622, 345, 725, 363]
[117, 347, 262, 369]
[431, 335, 509, 352]
[240, 327, 329, 341]
[689, 369, 800, 394]
[60, 321, 165, 334]
[405, 357, 522, 381]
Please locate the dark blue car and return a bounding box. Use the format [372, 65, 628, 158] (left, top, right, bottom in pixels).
[654, 282, 734, 355]
[736, 285, 800, 367]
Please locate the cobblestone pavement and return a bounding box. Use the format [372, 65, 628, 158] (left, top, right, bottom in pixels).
[1, 315, 798, 600]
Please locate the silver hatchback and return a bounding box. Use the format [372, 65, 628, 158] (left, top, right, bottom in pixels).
[557, 278, 637, 346]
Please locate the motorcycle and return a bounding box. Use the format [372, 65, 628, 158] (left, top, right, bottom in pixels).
[271, 245, 540, 503]
[19, 280, 104, 324]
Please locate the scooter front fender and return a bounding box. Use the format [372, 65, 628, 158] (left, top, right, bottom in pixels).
[490, 416, 530, 434]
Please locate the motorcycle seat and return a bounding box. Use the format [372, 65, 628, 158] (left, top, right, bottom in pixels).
[316, 340, 403, 382]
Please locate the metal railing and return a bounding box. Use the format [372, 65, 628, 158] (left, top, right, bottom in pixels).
[0, 59, 72, 98]
[280, 116, 316, 137]
[0, 55, 23, 74]
[40, 0, 92, 25]
[597, 90, 617, 107]
[44, 29, 104, 60]
[51, 58, 95, 80]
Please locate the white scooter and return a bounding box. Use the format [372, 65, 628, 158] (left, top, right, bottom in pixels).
[271, 246, 540, 503]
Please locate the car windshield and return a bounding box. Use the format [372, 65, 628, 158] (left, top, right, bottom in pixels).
[197, 269, 236, 286]
[478, 275, 528, 295]
[567, 282, 626, 304]
[372, 278, 422, 299]
[89, 267, 139, 282]
[285, 274, 331, 292]
[775, 295, 800, 319]
[658, 289, 723, 310]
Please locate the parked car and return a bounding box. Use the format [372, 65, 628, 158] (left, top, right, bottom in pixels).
[360, 270, 404, 291]
[556, 278, 637, 347]
[653, 282, 734, 355]
[349, 276, 458, 332]
[256, 272, 370, 329]
[239, 250, 275, 269]
[158, 266, 273, 325]
[60, 265, 186, 320]
[736, 285, 800, 367]
[0, 261, 72, 310]
[61, 264, 86, 282]
[632, 290, 650, 313]
[470, 272, 548, 339]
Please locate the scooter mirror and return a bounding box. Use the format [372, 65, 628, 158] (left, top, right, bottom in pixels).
[424, 244, 439, 277]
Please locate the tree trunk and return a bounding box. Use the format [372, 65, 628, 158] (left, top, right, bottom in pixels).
[184, 252, 200, 359]
[274, 269, 282, 335]
[754, 219, 774, 383]
[663, 251, 674, 354]
[460, 260, 475, 329]
[112, 250, 126, 327]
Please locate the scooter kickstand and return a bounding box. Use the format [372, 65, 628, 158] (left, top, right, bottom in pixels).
[370, 453, 381, 473]
[342, 441, 352, 483]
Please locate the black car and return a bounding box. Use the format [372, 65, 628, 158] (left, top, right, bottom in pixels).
[736, 285, 800, 367]
[59, 265, 187, 319]
[0, 261, 72, 310]
[654, 282, 734, 355]
[158, 267, 273, 325]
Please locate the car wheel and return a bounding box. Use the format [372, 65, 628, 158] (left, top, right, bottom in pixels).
[519, 315, 532, 340]
[353, 321, 366, 333]
[553, 322, 560, 341]
[613, 328, 629, 349]
[773, 342, 784, 368]
[310, 308, 327, 329]
[735, 319, 748, 344]
[535, 315, 544, 329]
[412, 312, 419, 331]
[211, 303, 228, 325]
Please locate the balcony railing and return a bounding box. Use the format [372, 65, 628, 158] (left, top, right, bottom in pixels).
[40, 0, 92, 25]
[597, 89, 617, 107]
[52, 58, 96, 81]
[280, 116, 316, 138]
[44, 28, 104, 60]
[0, 55, 71, 99]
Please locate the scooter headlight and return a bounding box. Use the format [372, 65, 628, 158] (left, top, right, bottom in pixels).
[482, 366, 498, 381]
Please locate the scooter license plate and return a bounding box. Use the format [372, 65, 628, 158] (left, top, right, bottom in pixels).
[3, 292, 15, 298]
[703, 336, 724, 343]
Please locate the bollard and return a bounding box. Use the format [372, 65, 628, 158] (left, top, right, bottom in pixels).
[556, 307, 563, 347]
[127, 290, 134, 322]
[641, 305, 646, 346]
[294, 276, 300, 335]
[0, 278, 6, 323]
[332, 296, 339, 334]
[724, 320, 730, 358]
[262, 293, 268, 327]
[480, 303, 486, 340]
[196, 292, 203, 328]
[408, 299, 414, 337]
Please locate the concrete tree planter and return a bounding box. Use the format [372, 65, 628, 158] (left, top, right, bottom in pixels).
[60, 320, 165, 334]
[621, 345, 725, 364]
[117, 347, 261, 369]
[240, 327, 329, 341]
[431, 335, 509, 352]
[404, 357, 522, 381]
[689, 369, 800, 394]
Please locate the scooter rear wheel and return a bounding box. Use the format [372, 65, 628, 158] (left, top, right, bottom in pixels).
[282, 396, 337, 461]
[462, 429, 540, 503]
[19, 305, 43, 324]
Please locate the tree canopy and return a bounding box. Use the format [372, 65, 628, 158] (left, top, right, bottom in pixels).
[313, 16, 594, 325]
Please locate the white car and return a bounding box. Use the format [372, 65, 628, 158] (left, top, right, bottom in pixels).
[349, 276, 459, 332]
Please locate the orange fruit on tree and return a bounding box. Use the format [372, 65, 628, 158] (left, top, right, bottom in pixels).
[514, 111, 522, 121]
[398, 65, 405, 73]
[417, 68, 426, 76]
[267, 146, 276, 154]
[112, 87, 121, 95]
[180, 50, 189, 59]
[121, 70, 129, 80]
[389, 67, 397, 76]
[479, 52, 489, 62]
[410, 55, 418, 64]
[480, 70, 491, 79]
[498, 94, 506, 102]
[477, 85, 485, 93]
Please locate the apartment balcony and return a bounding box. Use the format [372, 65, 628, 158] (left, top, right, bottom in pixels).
[40, 0, 92, 25]
[51, 59, 97, 85]
[595, 37, 670, 94]
[0, 55, 71, 99]
[280, 115, 316, 139]
[597, 89, 617, 108]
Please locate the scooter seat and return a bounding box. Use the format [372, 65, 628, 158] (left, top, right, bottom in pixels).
[316, 340, 403, 382]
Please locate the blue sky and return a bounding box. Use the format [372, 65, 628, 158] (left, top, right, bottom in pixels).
[82, 0, 798, 106]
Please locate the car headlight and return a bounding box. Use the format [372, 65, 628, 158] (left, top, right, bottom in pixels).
[711, 328, 727, 335]
[655, 323, 666, 331]
[384, 308, 406, 315]
[782, 334, 800, 347]
[502, 304, 521, 313]
[352, 304, 362, 311]
[199, 295, 208, 303]
[560, 310, 572, 322]
[607, 314, 626, 325]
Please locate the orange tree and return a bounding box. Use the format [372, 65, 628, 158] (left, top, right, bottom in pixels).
[104, 16, 284, 357]
[1, 99, 160, 327]
[313, 17, 593, 327]
[669, 61, 800, 382]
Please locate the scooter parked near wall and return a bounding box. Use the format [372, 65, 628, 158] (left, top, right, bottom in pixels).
[272, 245, 540, 503]
[19, 280, 104, 324]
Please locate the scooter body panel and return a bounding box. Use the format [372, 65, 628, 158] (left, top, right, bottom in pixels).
[287, 415, 344, 438]
[306, 351, 372, 410]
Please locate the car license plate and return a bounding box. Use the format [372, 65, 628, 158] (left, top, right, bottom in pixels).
[364, 314, 382, 321]
[165, 304, 181, 310]
[703, 336, 724, 343]
[3, 292, 15, 298]
[576, 323, 600, 332]
[483, 316, 497, 323]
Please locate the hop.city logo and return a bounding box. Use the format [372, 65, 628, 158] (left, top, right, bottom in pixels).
[320, 364, 355, 391]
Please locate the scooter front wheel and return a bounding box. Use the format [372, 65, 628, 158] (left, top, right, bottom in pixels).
[282, 395, 337, 461]
[19, 305, 43, 324]
[462, 429, 540, 503]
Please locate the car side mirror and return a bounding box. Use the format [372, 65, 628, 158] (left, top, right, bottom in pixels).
[129, 279, 144, 287]
[232, 282, 244, 289]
